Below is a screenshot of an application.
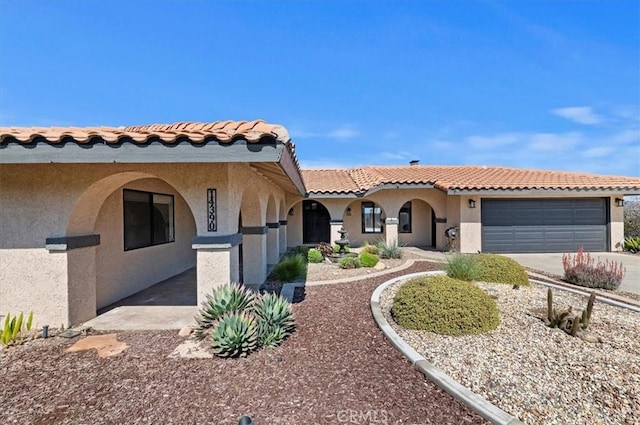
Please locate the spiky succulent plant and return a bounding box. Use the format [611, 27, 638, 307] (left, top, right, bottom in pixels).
[253, 292, 295, 347]
[194, 283, 255, 339]
[211, 311, 258, 358]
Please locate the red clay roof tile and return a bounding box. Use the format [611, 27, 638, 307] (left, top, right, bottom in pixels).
[0, 119, 290, 145]
[302, 165, 640, 193]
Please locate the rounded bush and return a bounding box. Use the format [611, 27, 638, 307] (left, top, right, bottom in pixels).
[307, 249, 323, 263]
[339, 256, 360, 269]
[334, 244, 350, 253]
[391, 276, 500, 336]
[359, 252, 379, 268]
[474, 254, 529, 286]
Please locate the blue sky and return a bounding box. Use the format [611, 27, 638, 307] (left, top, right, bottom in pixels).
[1, 1, 638, 176]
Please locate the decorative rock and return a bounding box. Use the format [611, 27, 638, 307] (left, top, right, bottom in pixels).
[65, 334, 128, 358]
[373, 262, 386, 270]
[178, 326, 192, 337]
[169, 340, 213, 359]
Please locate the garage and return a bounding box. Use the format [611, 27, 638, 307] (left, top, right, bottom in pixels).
[481, 198, 608, 253]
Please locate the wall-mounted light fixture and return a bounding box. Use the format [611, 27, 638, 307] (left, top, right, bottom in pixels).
[468, 199, 477, 209]
[288, 208, 294, 216]
[346, 207, 352, 216]
[615, 198, 625, 207]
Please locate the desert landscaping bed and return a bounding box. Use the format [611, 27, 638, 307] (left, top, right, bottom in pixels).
[0, 262, 486, 425]
[380, 278, 640, 425]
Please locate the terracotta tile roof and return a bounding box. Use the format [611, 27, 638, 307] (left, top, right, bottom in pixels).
[0, 119, 290, 145]
[302, 165, 640, 194]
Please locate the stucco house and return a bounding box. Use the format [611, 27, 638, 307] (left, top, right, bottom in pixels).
[2, 119, 639, 326]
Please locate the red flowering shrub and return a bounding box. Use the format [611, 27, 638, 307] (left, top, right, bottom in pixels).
[562, 247, 626, 290]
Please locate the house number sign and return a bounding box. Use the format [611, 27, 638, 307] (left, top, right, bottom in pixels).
[207, 188, 217, 231]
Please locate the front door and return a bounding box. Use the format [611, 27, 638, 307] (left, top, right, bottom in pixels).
[303, 200, 330, 244]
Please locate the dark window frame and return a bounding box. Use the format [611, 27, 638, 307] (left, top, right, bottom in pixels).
[361, 201, 383, 234]
[399, 201, 412, 233]
[123, 189, 175, 251]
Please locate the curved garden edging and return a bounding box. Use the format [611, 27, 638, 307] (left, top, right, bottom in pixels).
[370, 271, 525, 425]
[305, 258, 424, 286]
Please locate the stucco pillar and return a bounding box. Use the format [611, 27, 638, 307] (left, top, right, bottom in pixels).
[193, 234, 241, 305]
[330, 220, 344, 246]
[241, 227, 268, 285]
[278, 220, 287, 254]
[266, 222, 280, 265]
[385, 218, 399, 246]
[459, 196, 482, 253]
[610, 196, 625, 251]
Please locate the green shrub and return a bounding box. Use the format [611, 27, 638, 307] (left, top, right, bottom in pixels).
[1, 311, 34, 346]
[196, 284, 296, 358]
[211, 311, 258, 358]
[194, 283, 255, 339]
[307, 249, 323, 263]
[358, 252, 379, 268]
[445, 254, 478, 281]
[562, 247, 625, 290]
[339, 256, 360, 269]
[333, 244, 350, 253]
[361, 242, 379, 255]
[272, 254, 306, 282]
[253, 292, 295, 347]
[474, 254, 529, 286]
[391, 276, 500, 336]
[376, 239, 402, 259]
[624, 236, 640, 253]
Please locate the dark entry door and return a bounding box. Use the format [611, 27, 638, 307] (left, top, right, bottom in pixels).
[303, 200, 330, 244]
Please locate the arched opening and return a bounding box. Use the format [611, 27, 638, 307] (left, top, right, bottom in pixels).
[397, 199, 436, 248]
[342, 199, 387, 247]
[302, 200, 330, 244]
[66, 172, 197, 322]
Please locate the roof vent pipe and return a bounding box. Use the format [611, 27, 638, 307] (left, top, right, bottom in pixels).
[409, 160, 420, 166]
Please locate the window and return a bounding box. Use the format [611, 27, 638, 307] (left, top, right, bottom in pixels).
[124, 189, 174, 250]
[362, 202, 383, 233]
[399, 201, 412, 233]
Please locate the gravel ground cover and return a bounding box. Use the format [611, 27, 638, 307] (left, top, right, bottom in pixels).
[0, 262, 485, 425]
[380, 278, 640, 425]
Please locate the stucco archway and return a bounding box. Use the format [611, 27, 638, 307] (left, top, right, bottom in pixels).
[396, 198, 436, 248]
[238, 187, 267, 285]
[65, 172, 197, 323]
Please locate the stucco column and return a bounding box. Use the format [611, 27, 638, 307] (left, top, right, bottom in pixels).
[193, 234, 241, 305]
[266, 222, 280, 265]
[241, 226, 268, 285]
[330, 220, 344, 245]
[278, 220, 287, 254]
[610, 196, 625, 251]
[459, 196, 481, 253]
[385, 218, 399, 246]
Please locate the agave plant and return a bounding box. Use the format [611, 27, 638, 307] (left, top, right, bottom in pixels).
[211, 311, 258, 358]
[253, 293, 295, 347]
[194, 283, 255, 340]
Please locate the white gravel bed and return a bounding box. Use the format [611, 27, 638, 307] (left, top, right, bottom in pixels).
[380, 279, 640, 425]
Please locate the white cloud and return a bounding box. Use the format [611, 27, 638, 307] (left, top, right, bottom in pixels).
[466, 133, 520, 149]
[606, 129, 640, 145]
[581, 146, 615, 159]
[552, 106, 602, 125]
[528, 132, 581, 151]
[327, 127, 360, 140]
[290, 125, 360, 140]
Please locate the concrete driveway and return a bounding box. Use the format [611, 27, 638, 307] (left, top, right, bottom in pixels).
[503, 252, 640, 296]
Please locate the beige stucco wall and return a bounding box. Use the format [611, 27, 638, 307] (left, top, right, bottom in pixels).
[0, 249, 69, 326]
[286, 202, 303, 247]
[94, 178, 197, 309]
